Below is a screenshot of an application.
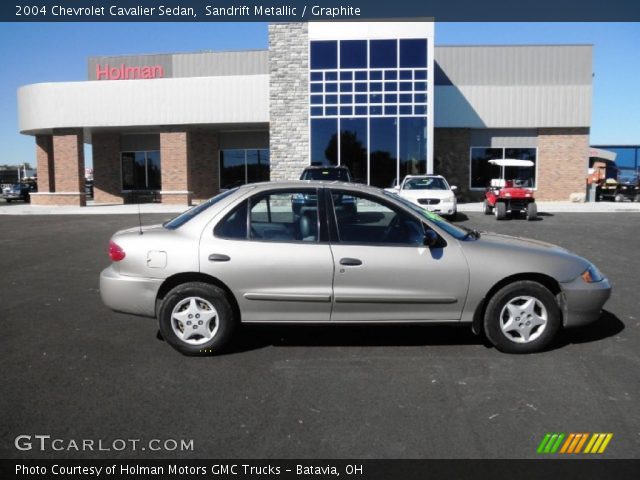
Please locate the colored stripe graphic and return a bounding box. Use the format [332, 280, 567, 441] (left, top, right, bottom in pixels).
[538, 433, 613, 454]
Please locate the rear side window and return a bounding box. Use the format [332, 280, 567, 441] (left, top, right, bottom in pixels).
[215, 200, 248, 239]
[250, 191, 319, 242]
[164, 189, 237, 230]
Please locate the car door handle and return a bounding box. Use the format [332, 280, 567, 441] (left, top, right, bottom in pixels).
[208, 254, 230, 262]
[340, 257, 362, 266]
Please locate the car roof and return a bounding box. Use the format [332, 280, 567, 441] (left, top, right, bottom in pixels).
[405, 174, 444, 179]
[302, 165, 350, 170]
[236, 180, 382, 194]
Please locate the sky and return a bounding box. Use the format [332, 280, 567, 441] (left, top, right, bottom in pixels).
[0, 22, 638, 167]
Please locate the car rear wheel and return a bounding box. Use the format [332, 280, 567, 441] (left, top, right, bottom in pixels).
[484, 280, 561, 353]
[483, 200, 492, 215]
[158, 282, 236, 356]
[495, 202, 507, 220]
[526, 202, 537, 221]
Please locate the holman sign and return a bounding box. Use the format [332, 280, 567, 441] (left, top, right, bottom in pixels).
[95, 63, 164, 80]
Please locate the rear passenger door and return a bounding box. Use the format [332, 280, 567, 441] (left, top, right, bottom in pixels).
[200, 188, 335, 323]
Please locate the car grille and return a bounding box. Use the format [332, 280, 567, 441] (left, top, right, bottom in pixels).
[417, 198, 440, 205]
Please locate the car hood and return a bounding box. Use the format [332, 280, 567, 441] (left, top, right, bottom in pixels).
[459, 231, 590, 283]
[400, 189, 453, 199]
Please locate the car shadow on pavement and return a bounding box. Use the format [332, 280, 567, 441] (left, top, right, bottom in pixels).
[223, 324, 489, 354]
[554, 309, 625, 348]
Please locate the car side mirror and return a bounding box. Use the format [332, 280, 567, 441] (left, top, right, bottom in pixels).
[451, 185, 458, 191]
[423, 230, 446, 248]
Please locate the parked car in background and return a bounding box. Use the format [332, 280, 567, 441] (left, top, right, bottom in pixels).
[389, 175, 458, 220]
[295, 165, 356, 214]
[101, 181, 611, 356]
[2, 183, 36, 203]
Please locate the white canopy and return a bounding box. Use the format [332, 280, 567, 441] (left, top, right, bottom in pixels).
[488, 159, 535, 167]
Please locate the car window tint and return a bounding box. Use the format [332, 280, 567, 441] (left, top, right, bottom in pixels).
[250, 191, 319, 243]
[215, 200, 248, 239]
[164, 188, 238, 230]
[332, 190, 423, 245]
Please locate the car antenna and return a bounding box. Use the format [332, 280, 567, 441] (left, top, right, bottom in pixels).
[137, 196, 143, 235]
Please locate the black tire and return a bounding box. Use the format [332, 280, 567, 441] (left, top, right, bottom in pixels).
[448, 211, 457, 221]
[5, 199, 11, 203]
[635, 194, 640, 203]
[158, 282, 236, 356]
[483, 200, 492, 215]
[484, 280, 561, 354]
[614, 194, 624, 203]
[495, 202, 507, 220]
[526, 202, 537, 221]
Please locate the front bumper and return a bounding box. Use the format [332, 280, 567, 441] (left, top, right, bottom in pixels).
[413, 199, 457, 216]
[559, 276, 612, 328]
[100, 266, 163, 318]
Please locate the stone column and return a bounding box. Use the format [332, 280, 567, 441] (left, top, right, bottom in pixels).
[93, 132, 123, 204]
[35, 135, 54, 192]
[160, 131, 191, 205]
[187, 130, 219, 202]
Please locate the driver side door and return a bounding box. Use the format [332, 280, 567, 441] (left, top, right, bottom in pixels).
[328, 189, 469, 322]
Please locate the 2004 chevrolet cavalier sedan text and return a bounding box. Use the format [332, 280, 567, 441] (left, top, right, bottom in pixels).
[100, 181, 611, 355]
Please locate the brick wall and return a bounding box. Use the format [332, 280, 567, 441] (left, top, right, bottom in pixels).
[269, 23, 309, 181]
[36, 135, 54, 192]
[187, 130, 219, 201]
[537, 128, 589, 201]
[160, 131, 190, 205]
[93, 132, 123, 204]
[433, 128, 483, 202]
[52, 132, 85, 193]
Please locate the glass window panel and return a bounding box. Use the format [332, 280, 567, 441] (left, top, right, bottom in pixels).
[415, 70, 427, 80]
[370, 82, 383, 92]
[400, 82, 412, 92]
[310, 106, 323, 117]
[246, 149, 270, 184]
[340, 106, 353, 116]
[355, 94, 367, 104]
[310, 72, 322, 81]
[400, 94, 412, 103]
[369, 70, 383, 81]
[311, 118, 338, 166]
[370, 117, 398, 188]
[470, 147, 503, 189]
[385, 70, 398, 80]
[311, 95, 323, 105]
[400, 39, 427, 68]
[250, 192, 317, 243]
[370, 106, 383, 115]
[355, 106, 367, 116]
[354, 82, 367, 92]
[414, 93, 427, 103]
[326, 94, 338, 104]
[385, 94, 398, 103]
[220, 150, 246, 190]
[340, 39, 367, 68]
[370, 40, 397, 68]
[606, 147, 637, 169]
[355, 71, 367, 81]
[504, 148, 537, 188]
[325, 82, 338, 93]
[399, 70, 412, 80]
[340, 118, 368, 182]
[325, 71, 338, 81]
[340, 71, 353, 81]
[384, 82, 398, 92]
[340, 82, 353, 93]
[385, 106, 398, 115]
[121, 152, 135, 190]
[340, 94, 353, 104]
[414, 81, 427, 91]
[325, 106, 338, 116]
[310, 41, 337, 69]
[370, 94, 383, 104]
[216, 199, 248, 240]
[146, 151, 161, 190]
[400, 105, 412, 115]
[310, 83, 323, 93]
[399, 117, 427, 178]
[414, 105, 427, 115]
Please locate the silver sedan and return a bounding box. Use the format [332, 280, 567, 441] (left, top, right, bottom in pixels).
[100, 181, 611, 355]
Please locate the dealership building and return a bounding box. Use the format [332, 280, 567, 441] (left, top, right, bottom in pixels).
[17, 22, 593, 206]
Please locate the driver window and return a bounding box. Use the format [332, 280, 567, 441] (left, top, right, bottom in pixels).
[332, 191, 424, 245]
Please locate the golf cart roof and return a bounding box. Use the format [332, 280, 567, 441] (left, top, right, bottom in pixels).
[488, 159, 535, 167]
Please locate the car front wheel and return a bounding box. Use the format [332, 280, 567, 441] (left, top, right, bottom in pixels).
[484, 280, 561, 353]
[483, 200, 492, 215]
[158, 282, 236, 356]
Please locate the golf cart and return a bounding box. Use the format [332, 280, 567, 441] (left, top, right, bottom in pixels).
[483, 159, 537, 221]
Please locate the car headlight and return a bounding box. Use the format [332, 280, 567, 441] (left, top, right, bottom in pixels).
[581, 264, 604, 283]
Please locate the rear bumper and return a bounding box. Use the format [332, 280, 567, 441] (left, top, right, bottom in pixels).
[100, 266, 162, 318]
[559, 276, 612, 328]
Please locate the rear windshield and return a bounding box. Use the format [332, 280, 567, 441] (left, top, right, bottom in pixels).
[164, 188, 238, 230]
[301, 168, 350, 181]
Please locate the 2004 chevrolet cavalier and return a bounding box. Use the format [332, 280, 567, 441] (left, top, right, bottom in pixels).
[100, 181, 611, 355]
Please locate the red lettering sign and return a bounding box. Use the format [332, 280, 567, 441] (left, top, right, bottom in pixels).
[95, 63, 164, 80]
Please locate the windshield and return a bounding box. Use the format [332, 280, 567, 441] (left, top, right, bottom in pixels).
[301, 168, 350, 181]
[403, 177, 448, 191]
[164, 188, 238, 230]
[385, 191, 469, 240]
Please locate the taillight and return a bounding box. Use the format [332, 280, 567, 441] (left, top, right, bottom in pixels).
[108, 240, 126, 262]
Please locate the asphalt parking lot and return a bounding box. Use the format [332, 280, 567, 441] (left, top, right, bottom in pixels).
[1, 211, 639, 459]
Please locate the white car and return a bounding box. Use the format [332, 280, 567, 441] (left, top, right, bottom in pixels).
[390, 175, 458, 220]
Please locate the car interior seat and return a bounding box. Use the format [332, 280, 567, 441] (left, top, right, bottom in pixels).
[299, 209, 318, 242]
